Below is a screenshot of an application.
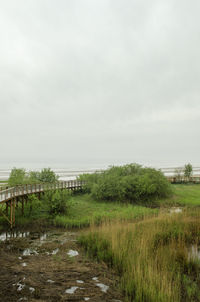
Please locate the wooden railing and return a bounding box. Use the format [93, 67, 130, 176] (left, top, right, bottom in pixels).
[0, 180, 84, 204]
[166, 176, 200, 184]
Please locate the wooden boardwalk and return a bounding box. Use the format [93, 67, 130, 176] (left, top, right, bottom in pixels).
[0, 180, 84, 228]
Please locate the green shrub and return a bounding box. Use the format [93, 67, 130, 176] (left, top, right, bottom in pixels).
[32, 168, 59, 183]
[184, 163, 193, 180]
[42, 190, 72, 216]
[8, 168, 27, 186]
[8, 167, 58, 186]
[79, 164, 172, 203]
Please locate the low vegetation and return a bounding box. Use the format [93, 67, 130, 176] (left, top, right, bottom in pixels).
[2, 193, 157, 229]
[170, 184, 200, 206]
[0, 190, 73, 228]
[53, 194, 158, 228]
[79, 210, 200, 302]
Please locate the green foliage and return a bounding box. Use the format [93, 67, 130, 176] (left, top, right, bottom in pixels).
[28, 171, 41, 183]
[42, 189, 71, 216]
[8, 168, 27, 186]
[8, 167, 58, 185]
[80, 164, 172, 203]
[28, 168, 58, 183]
[36, 168, 59, 183]
[27, 194, 42, 207]
[184, 163, 193, 179]
[174, 168, 182, 182]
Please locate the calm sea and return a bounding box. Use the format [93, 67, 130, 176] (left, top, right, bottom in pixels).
[0, 165, 199, 181]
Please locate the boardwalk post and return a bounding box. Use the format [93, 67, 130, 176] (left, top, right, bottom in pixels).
[13, 198, 15, 227]
[10, 200, 13, 228]
[6, 202, 8, 216]
[22, 197, 24, 216]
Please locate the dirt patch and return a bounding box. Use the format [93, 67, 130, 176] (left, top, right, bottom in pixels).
[0, 230, 123, 302]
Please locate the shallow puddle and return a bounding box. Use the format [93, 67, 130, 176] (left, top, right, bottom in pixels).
[96, 283, 109, 293]
[13, 281, 25, 292]
[18, 297, 28, 301]
[0, 231, 49, 242]
[23, 248, 38, 256]
[52, 248, 59, 255]
[67, 249, 79, 257]
[65, 286, 79, 294]
[188, 244, 200, 261]
[29, 287, 35, 293]
[47, 279, 55, 283]
[169, 207, 182, 214]
[0, 231, 30, 241]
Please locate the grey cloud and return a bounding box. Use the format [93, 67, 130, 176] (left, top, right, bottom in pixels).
[0, 0, 200, 168]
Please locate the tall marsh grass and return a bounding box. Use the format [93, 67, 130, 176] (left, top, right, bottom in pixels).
[79, 210, 200, 302]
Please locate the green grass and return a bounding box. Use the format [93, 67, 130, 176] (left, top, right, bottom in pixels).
[53, 194, 158, 228]
[172, 184, 200, 206]
[0, 193, 157, 229]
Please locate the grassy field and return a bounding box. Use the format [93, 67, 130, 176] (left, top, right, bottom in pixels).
[171, 184, 200, 206]
[54, 184, 200, 228]
[79, 209, 200, 302]
[53, 194, 158, 228]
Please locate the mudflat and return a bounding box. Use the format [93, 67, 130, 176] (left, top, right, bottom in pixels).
[0, 229, 123, 302]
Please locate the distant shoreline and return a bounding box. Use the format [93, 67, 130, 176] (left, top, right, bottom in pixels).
[0, 166, 200, 181]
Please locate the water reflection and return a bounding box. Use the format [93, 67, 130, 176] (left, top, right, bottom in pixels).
[0, 231, 48, 242]
[0, 231, 30, 241]
[170, 207, 182, 214]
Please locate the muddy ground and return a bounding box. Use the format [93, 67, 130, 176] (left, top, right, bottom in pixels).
[0, 229, 123, 302]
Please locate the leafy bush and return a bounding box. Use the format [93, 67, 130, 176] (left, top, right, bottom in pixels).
[8, 167, 58, 185]
[79, 164, 172, 203]
[184, 163, 193, 180]
[33, 168, 59, 183]
[8, 168, 27, 186]
[42, 189, 72, 216]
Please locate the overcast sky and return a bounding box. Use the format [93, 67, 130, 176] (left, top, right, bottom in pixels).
[0, 0, 200, 169]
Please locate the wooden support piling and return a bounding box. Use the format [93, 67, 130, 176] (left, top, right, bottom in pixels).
[22, 198, 24, 216]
